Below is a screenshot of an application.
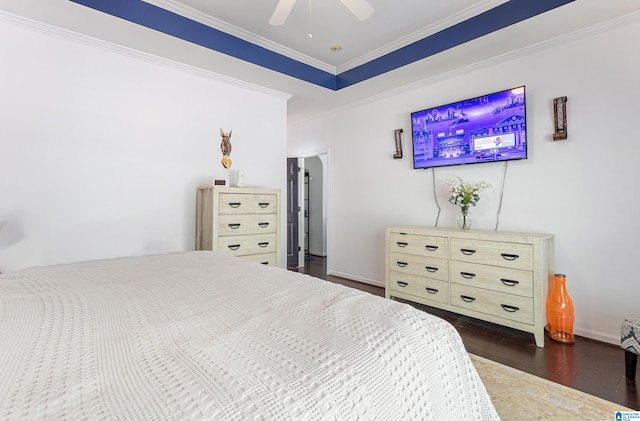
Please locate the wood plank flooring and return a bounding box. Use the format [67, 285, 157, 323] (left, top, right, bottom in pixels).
[290, 256, 639, 410]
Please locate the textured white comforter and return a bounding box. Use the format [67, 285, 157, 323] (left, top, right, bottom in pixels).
[0, 251, 499, 420]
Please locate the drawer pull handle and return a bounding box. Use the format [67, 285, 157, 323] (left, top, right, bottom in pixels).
[460, 248, 476, 255]
[425, 266, 438, 273]
[397, 281, 408, 287]
[425, 245, 439, 251]
[261, 261, 269, 265]
[460, 295, 476, 303]
[227, 244, 241, 250]
[258, 202, 270, 208]
[258, 242, 269, 248]
[501, 304, 520, 312]
[501, 253, 520, 261]
[500, 279, 520, 286]
[396, 261, 408, 268]
[228, 223, 241, 229]
[397, 242, 408, 247]
[425, 287, 439, 294]
[258, 222, 270, 228]
[228, 202, 241, 208]
[460, 272, 476, 279]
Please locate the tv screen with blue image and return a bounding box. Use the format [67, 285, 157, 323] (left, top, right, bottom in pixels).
[411, 86, 527, 169]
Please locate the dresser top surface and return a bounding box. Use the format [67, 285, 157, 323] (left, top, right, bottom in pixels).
[387, 225, 554, 241]
[198, 186, 281, 195]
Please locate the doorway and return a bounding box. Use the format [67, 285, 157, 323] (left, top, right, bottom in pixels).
[303, 156, 326, 259]
[286, 152, 328, 268]
[286, 158, 299, 268]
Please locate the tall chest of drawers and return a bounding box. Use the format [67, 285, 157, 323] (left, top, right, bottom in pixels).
[385, 226, 554, 347]
[196, 187, 282, 267]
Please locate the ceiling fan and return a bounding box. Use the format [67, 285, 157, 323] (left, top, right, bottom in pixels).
[269, 0, 375, 26]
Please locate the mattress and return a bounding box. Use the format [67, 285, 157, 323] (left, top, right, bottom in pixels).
[0, 251, 499, 420]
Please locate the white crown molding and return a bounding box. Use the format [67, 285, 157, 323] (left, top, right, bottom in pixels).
[142, 0, 337, 74]
[144, 0, 508, 75]
[0, 10, 292, 100]
[293, 11, 640, 126]
[336, 0, 509, 73]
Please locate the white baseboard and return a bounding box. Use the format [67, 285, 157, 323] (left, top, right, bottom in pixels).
[327, 270, 384, 288]
[307, 250, 327, 257]
[573, 328, 619, 346]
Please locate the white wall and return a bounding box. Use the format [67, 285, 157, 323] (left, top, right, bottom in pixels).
[288, 15, 640, 344]
[0, 16, 289, 271]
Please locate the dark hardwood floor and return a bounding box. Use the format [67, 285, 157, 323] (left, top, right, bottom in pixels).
[290, 256, 639, 410]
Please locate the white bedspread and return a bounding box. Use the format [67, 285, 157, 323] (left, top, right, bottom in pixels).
[0, 251, 499, 420]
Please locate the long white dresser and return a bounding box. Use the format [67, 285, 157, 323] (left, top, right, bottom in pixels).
[385, 226, 554, 347]
[196, 186, 282, 267]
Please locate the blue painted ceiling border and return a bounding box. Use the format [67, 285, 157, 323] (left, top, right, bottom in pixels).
[70, 0, 574, 91]
[336, 0, 575, 89]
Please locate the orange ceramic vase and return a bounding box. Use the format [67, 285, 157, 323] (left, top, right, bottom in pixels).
[546, 273, 575, 344]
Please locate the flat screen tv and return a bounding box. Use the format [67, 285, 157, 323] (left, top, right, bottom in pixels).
[411, 86, 527, 169]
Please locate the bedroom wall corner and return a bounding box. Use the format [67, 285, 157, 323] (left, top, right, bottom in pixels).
[0, 16, 289, 272]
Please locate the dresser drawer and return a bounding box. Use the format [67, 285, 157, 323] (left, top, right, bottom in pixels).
[385, 226, 553, 348]
[218, 234, 277, 257]
[388, 232, 448, 259]
[450, 238, 533, 271]
[218, 214, 277, 236]
[388, 272, 448, 304]
[240, 253, 277, 266]
[450, 261, 533, 297]
[197, 187, 281, 268]
[218, 193, 278, 215]
[450, 283, 533, 325]
[389, 252, 448, 281]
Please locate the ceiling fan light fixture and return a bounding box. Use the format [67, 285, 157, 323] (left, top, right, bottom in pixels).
[269, 0, 296, 25]
[339, 0, 375, 21]
[269, 0, 375, 26]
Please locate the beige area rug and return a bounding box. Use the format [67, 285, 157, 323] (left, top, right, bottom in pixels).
[470, 354, 634, 420]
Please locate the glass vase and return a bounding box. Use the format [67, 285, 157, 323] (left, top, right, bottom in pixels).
[546, 273, 575, 344]
[457, 206, 471, 230]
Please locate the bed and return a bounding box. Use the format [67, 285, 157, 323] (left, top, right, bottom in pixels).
[0, 251, 499, 420]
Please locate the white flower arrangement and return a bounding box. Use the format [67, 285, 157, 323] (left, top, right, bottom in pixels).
[445, 177, 491, 209]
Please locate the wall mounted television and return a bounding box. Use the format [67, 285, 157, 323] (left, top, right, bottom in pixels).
[411, 86, 527, 169]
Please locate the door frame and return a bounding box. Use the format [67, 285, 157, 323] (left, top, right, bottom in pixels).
[286, 158, 300, 268]
[295, 149, 330, 269]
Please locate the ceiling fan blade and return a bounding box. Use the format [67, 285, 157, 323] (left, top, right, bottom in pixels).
[339, 0, 374, 21]
[269, 0, 297, 26]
